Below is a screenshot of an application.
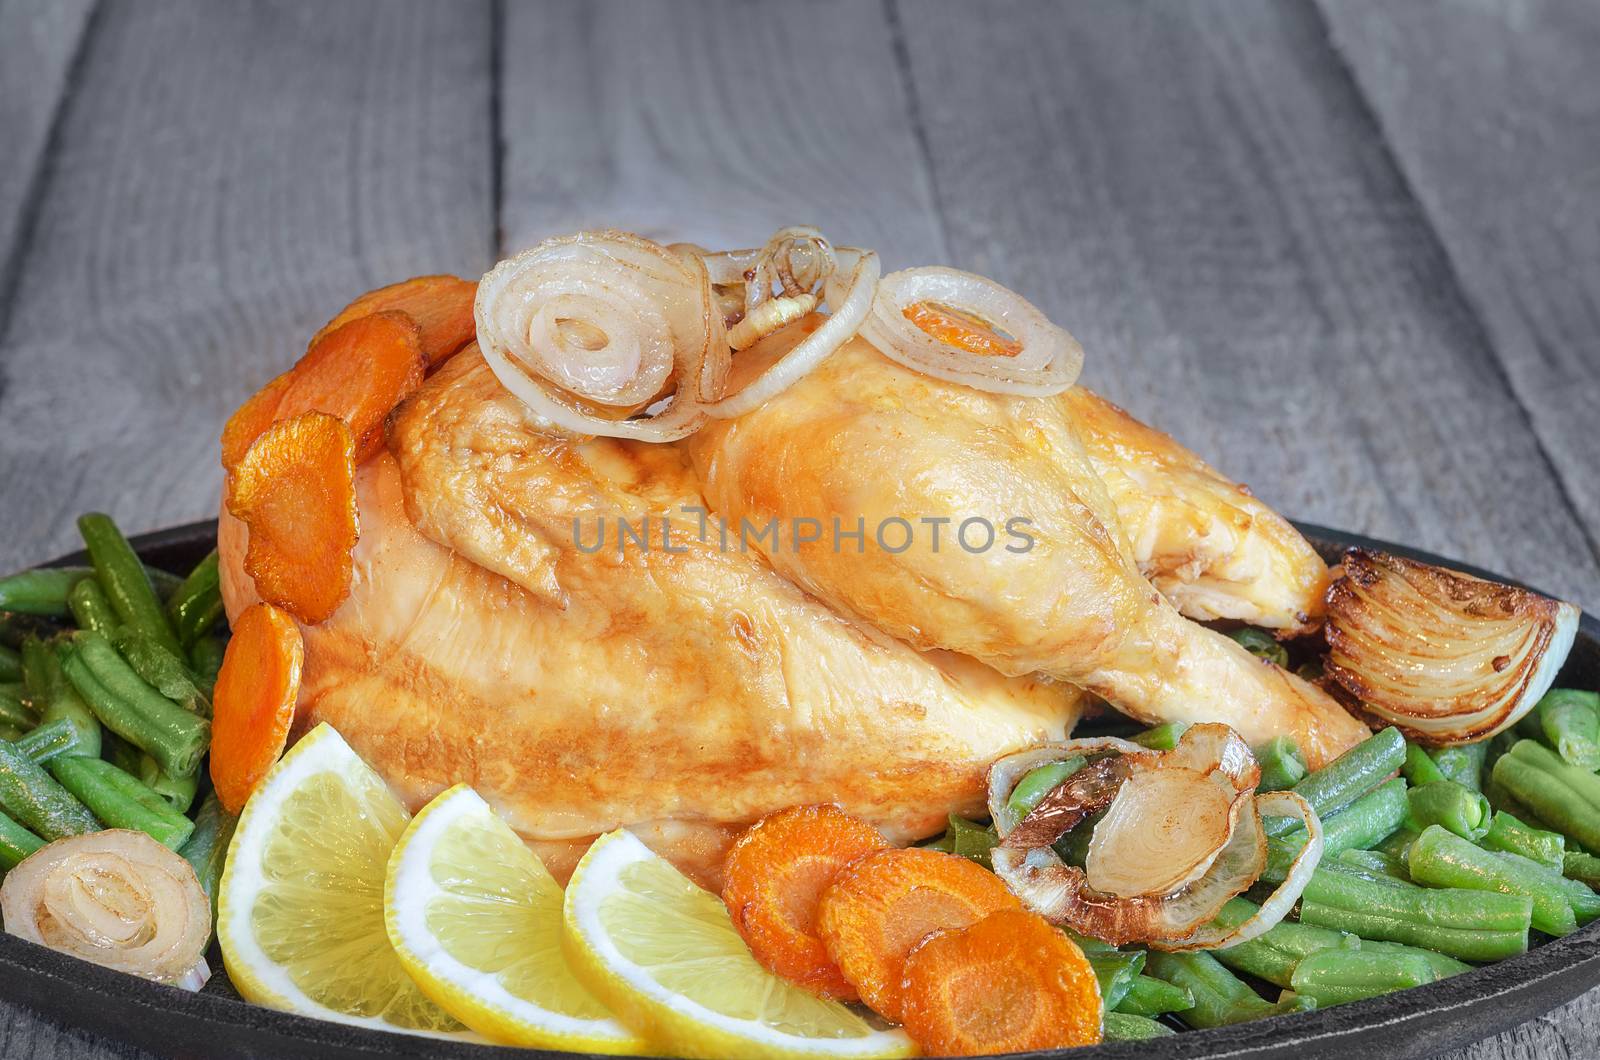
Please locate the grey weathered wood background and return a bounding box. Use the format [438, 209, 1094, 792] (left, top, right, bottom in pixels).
[0, 0, 1597, 1056]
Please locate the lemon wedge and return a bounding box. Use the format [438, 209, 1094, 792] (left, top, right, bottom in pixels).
[217, 723, 466, 1037]
[384, 784, 647, 1053]
[563, 829, 915, 1060]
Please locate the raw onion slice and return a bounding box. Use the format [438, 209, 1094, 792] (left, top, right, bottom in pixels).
[1325, 548, 1579, 745]
[1, 830, 212, 988]
[986, 736, 1149, 836]
[703, 245, 880, 418]
[1152, 791, 1323, 952]
[859, 267, 1084, 396]
[475, 230, 727, 442]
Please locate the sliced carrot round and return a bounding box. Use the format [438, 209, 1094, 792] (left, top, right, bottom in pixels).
[311, 275, 477, 368]
[227, 411, 359, 625]
[220, 370, 293, 474]
[816, 846, 1022, 1022]
[899, 908, 1102, 1056]
[278, 311, 425, 463]
[211, 602, 304, 814]
[722, 805, 889, 999]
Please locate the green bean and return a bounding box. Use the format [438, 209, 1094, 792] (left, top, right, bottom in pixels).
[63, 633, 209, 778]
[11, 718, 86, 765]
[180, 792, 236, 927]
[1070, 934, 1144, 1010]
[1481, 811, 1564, 870]
[35, 641, 101, 758]
[1265, 727, 1406, 837]
[1225, 627, 1289, 668]
[0, 643, 23, 684]
[1375, 825, 1421, 860]
[1532, 690, 1600, 771]
[0, 738, 99, 840]
[1352, 939, 1470, 981]
[1296, 659, 1325, 682]
[67, 577, 119, 635]
[1264, 777, 1409, 883]
[1102, 1012, 1174, 1041]
[1407, 781, 1491, 842]
[143, 566, 183, 600]
[1431, 743, 1488, 792]
[1006, 758, 1084, 821]
[1299, 867, 1530, 961]
[0, 567, 95, 617]
[1207, 897, 1353, 988]
[49, 756, 194, 850]
[0, 684, 36, 731]
[0, 808, 44, 870]
[1255, 736, 1307, 792]
[1407, 825, 1576, 936]
[113, 629, 211, 717]
[1288, 949, 1436, 1007]
[1564, 851, 1600, 890]
[1131, 721, 1188, 751]
[1115, 975, 1193, 1017]
[77, 513, 181, 654]
[164, 550, 222, 648]
[1054, 809, 1101, 867]
[1402, 741, 1449, 787]
[138, 753, 198, 814]
[1484, 771, 1546, 831]
[1337, 848, 1411, 881]
[925, 815, 996, 868]
[1145, 951, 1315, 1028]
[1545, 865, 1600, 926]
[19, 636, 54, 699]
[1492, 740, 1600, 852]
[188, 635, 227, 697]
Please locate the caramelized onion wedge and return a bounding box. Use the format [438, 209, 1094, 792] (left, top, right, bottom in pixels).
[1151, 791, 1323, 952]
[476, 230, 727, 442]
[1326, 549, 1579, 745]
[1086, 768, 1236, 896]
[986, 736, 1149, 835]
[859, 267, 1084, 396]
[2, 830, 211, 989]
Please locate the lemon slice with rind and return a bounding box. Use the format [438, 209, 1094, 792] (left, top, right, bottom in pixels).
[218, 723, 466, 1037]
[384, 784, 647, 1053]
[564, 829, 915, 1060]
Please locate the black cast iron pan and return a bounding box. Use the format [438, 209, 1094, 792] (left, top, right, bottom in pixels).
[0, 520, 1594, 1060]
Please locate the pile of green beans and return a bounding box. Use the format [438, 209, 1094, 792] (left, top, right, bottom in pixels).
[0, 514, 231, 934]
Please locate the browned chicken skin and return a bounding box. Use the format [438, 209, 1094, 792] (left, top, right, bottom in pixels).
[220, 350, 1083, 884]
[687, 339, 1368, 767]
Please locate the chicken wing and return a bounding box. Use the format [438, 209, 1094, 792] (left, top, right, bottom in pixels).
[687, 338, 1368, 767]
[1065, 388, 1329, 634]
[219, 349, 1084, 884]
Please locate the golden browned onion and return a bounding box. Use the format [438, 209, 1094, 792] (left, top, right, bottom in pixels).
[475, 230, 727, 442]
[1, 830, 211, 989]
[1325, 548, 1579, 746]
[987, 724, 1322, 947]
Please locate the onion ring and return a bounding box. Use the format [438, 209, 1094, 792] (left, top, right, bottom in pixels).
[859, 267, 1084, 396]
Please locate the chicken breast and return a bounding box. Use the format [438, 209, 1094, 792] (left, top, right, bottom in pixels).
[687, 339, 1368, 767]
[219, 350, 1084, 884]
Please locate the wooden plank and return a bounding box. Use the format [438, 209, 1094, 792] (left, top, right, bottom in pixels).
[1316, 0, 1600, 576]
[892, 0, 1600, 605]
[0, 0, 96, 303]
[498, 0, 946, 263]
[0, 0, 495, 573]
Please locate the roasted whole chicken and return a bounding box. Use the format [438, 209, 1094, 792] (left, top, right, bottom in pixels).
[218, 228, 1367, 884]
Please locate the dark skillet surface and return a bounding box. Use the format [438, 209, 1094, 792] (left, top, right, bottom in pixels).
[0, 520, 1595, 1060]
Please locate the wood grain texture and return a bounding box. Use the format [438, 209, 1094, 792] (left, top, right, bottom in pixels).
[892, 0, 1600, 608]
[0, 0, 96, 317]
[0, 0, 495, 574]
[498, 0, 947, 262]
[1316, 0, 1600, 567]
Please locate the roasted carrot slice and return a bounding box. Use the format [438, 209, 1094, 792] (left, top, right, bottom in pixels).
[210, 602, 304, 813]
[312, 275, 477, 368]
[816, 846, 1022, 1022]
[899, 909, 1102, 1056]
[722, 805, 889, 999]
[220, 371, 293, 473]
[903, 300, 1022, 358]
[227, 412, 359, 625]
[276, 311, 425, 463]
